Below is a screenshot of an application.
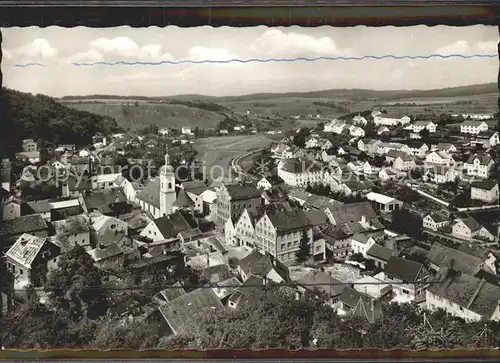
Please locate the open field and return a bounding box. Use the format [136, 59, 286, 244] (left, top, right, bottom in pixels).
[194, 135, 274, 179]
[60, 83, 498, 131]
[63, 101, 226, 131]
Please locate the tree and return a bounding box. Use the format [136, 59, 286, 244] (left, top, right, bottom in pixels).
[44, 246, 108, 319]
[293, 127, 310, 149]
[419, 129, 430, 139]
[295, 230, 311, 265]
[391, 208, 423, 239]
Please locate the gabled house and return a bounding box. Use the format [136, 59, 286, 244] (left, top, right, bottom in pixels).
[460, 120, 489, 134]
[366, 192, 403, 213]
[5, 233, 60, 288]
[384, 256, 429, 302]
[140, 210, 198, 242]
[349, 125, 365, 138]
[352, 114, 368, 126]
[350, 233, 376, 258]
[373, 113, 410, 127]
[403, 141, 429, 158]
[257, 175, 284, 191]
[433, 143, 457, 154]
[471, 180, 499, 203]
[471, 131, 500, 148]
[426, 267, 500, 322]
[465, 153, 495, 179]
[452, 217, 496, 243]
[425, 151, 455, 167]
[366, 243, 396, 269]
[410, 121, 437, 133]
[237, 249, 290, 284]
[158, 288, 224, 336]
[277, 158, 323, 188]
[423, 212, 450, 231]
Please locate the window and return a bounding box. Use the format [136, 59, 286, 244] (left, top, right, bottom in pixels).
[20, 269, 23, 275]
[280, 243, 285, 250]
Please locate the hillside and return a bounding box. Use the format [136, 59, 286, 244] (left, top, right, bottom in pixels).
[60, 83, 497, 103]
[1, 88, 121, 157]
[64, 100, 228, 131]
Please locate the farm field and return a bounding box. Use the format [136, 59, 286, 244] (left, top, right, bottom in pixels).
[63, 101, 226, 131]
[60, 83, 498, 132]
[193, 135, 274, 179]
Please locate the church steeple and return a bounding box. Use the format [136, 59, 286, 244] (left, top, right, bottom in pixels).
[164, 144, 170, 167]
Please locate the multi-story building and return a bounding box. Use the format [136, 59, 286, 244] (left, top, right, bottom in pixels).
[277, 158, 323, 188]
[254, 208, 313, 264]
[426, 267, 500, 322]
[460, 120, 489, 134]
[384, 256, 429, 302]
[471, 180, 499, 203]
[423, 212, 449, 231]
[465, 153, 495, 179]
[373, 114, 411, 126]
[214, 182, 262, 230]
[410, 121, 437, 134]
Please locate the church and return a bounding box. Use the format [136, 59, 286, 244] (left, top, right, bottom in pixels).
[135, 146, 195, 218]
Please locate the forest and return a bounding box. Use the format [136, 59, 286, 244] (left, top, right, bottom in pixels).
[1, 88, 122, 157]
[1, 246, 500, 350]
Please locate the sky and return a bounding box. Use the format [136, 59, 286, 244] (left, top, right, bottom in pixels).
[1, 25, 498, 97]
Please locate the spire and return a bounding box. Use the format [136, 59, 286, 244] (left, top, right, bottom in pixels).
[165, 144, 170, 167]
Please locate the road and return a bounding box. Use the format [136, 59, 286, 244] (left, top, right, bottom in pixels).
[193, 135, 274, 180]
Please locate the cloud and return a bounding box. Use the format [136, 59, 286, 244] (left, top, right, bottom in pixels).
[187, 46, 240, 61]
[2, 49, 12, 59]
[89, 36, 172, 61]
[477, 40, 497, 53]
[13, 38, 58, 58]
[436, 40, 471, 54]
[63, 50, 104, 64]
[249, 29, 352, 57]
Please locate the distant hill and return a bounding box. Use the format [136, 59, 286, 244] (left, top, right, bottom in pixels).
[60, 83, 498, 103]
[1, 88, 121, 157]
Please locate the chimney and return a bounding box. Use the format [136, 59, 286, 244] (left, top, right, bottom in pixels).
[206, 252, 210, 267]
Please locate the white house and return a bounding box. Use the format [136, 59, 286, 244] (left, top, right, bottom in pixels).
[433, 143, 458, 155]
[460, 120, 489, 134]
[377, 142, 411, 156]
[377, 126, 390, 135]
[410, 121, 437, 134]
[404, 142, 429, 158]
[384, 256, 429, 302]
[471, 131, 500, 148]
[358, 139, 381, 156]
[471, 180, 499, 203]
[277, 158, 323, 188]
[373, 114, 411, 126]
[324, 119, 347, 134]
[366, 192, 403, 213]
[181, 126, 193, 135]
[349, 125, 365, 138]
[393, 154, 416, 171]
[378, 168, 405, 182]
[257, 175, 284, 191]
[423, 212, 449, 231]
[424, 166, 458, 185]
[425, 151, 455, 167]
[426, 268, 500, 322]
[158, 127, 169, 136]
[465, 153, 494, 179]
[452, 217, 496, 243]
[350, 233, 376, 258]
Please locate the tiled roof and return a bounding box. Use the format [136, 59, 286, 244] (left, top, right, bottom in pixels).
[466, 153, 493, 166]
[266, 209, 311, 234]
[339, 286, 382, 323]
[471, 179, 498, 191]
[238, 250, 290, 283]
[159, 282, 187, 302]
[280, 158, 322, 174]
[326, 202, 377, 226]
[351, 233, 372, 245]
[0, 214, 48, 237]
[53, 215, 89, 235]
[135, 178, 160, 209]
[459, 217, 482, 232]
[83, 188, 127, 213]
[6, 233, 50, 268]
[88, 243, 124, 262]
[428, 267, 500, 319]
[427, 243, 493, 276]
[305, 210, 328, 227]
[153, 210, 198, 239]
[366, 243, 394, 262]
[158, 288, 224, 335]
[427, 211, 449, 223]
[225, 183, 262, 201]
[173, 188, 195, 208]
[384, 256, 424, 283]
[295, 270, 345, 297]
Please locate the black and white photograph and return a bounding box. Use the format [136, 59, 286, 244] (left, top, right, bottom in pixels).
[0, 24, 499, 350]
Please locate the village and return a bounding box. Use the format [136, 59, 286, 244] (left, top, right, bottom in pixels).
[1, 104, 499, 346]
